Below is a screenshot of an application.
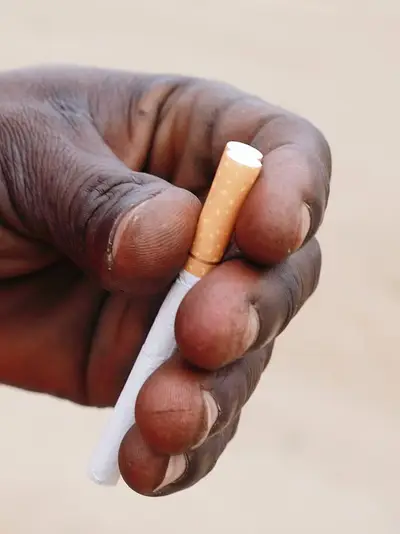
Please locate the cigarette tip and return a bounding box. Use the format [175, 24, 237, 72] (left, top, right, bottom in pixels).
[226, 142, 263, 168]
[88, 467, 120, 487]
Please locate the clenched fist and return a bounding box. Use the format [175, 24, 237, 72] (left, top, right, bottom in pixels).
[0, 66, 331, 495]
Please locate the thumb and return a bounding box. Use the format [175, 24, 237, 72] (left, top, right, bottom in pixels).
[25, 144, 201, 294]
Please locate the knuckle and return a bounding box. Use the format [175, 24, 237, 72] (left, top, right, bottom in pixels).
[274, 260, 306, 333]
[276, 237, 322, 333]
[227, 413, 241, 442]
[70, 166, 133, 224]
[0, 105, 40, 226]
[254, 112, 331, 214]
[165, 408, 244, 495]
[63, 165, 137, 261]
[266, 112, 331, 180]
[281, 264, 303, 323]
[294, 117, 332, 211]
[289, 114, 331, 163]
[48, 95, 89, 130]
[302, 237, 322, 295]
[0, 105, 35, 168]
[208, 353, 264, 436]
[0, 102, 84, 232]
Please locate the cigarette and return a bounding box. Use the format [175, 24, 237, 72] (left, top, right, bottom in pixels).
[88, 141, 263, 486]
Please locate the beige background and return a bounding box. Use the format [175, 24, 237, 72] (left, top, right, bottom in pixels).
[0, 1, 399, 532]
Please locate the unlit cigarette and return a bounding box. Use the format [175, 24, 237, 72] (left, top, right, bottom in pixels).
[88, 141, 263, 486]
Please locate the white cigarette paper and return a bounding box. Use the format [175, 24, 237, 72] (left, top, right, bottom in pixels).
[88, 141, 263, 486]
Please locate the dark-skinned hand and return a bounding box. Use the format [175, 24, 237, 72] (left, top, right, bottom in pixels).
[0, 66, 331, 496]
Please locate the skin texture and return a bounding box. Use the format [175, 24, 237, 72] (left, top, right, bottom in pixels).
[0, 66, 331, 496]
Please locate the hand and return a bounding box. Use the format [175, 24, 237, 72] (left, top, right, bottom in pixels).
[0, 66, 331, 496]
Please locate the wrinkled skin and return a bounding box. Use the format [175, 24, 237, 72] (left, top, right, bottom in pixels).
[0, 66, 331, 496]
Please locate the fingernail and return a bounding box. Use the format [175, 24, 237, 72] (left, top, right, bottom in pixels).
[297, 203, 311, 249]
[192, 391, 219, 450]
[243, 305, 260, 351]
[153, 454, 187, 493]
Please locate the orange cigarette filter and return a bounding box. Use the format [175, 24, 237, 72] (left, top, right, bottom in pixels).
[185, 142, 263, 277]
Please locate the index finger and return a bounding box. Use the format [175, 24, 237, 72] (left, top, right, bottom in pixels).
[166, 82, 332, 265]
[237, 113, 331, 264]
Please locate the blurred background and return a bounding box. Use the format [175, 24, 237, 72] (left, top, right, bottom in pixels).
[0, 1, 399, 532]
